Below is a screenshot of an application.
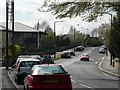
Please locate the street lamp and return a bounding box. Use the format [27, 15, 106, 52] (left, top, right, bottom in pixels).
[54, 21, 64, 58]
[98, 12, 113, 65]
[73, 24, 80, 51]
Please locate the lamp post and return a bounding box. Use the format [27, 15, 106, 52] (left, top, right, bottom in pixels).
[54, 21, 64, 58]
[98, 12, 113, 65]
[102, 12, 112, 65]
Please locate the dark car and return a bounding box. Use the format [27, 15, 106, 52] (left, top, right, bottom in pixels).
[30, 55, 43, 64]
[61, 52, 71, 58]
[42, 55, 54, 64]
[75, 46, 84, 51]
[24, 64, 72, 90]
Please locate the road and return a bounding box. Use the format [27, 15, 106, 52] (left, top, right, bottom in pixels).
[6, 47, 119, 90]
[64, 47, 119, 89]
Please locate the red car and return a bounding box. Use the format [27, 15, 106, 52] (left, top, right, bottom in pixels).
[24, 64, 72, 90]
[80, 53, 89, 61]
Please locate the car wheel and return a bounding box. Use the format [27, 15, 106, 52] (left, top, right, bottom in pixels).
[16, 78, 20, 84]
[14, 78, 16, 82]
[27, 85, 29, 90]
[23, 85, 26, 90]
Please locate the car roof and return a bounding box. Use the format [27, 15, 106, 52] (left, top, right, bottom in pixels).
[77, 46, 84, 47]
[82, 53, 89, 55]
[34, 64, 62, 67]
[18, 55, 31, 58]
[62, 51, 70, 53]
[19, 58, 40, 62]
[100, 47, 105, 50]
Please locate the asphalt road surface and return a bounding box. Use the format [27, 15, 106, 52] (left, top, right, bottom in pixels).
[1, 67, 17, 90]
[64, 47, 119, 90]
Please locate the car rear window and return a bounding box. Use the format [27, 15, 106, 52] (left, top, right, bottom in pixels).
[20, 61, 40, 67]
[32, 66, 66, 75]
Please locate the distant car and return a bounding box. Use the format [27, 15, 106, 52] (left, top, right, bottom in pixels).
[75, 46, 84, 51]
[99, 48, 105, 54]
[68, 50, 75, 56]
[15, 55, 31, 66]
[101, 45, 107, 50]
[14, 59, 41, 84]
[80, 54, 89, 61]
[30, 55, 42, 64]
[24, 64, 72, 90]
[42, 55, 54, 64]
[61, 52, 71, 58]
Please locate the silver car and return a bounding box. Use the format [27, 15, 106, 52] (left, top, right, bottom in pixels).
[14, 59, 40, 84]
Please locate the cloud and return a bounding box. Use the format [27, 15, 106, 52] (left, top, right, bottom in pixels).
[0, 0, 111, 35]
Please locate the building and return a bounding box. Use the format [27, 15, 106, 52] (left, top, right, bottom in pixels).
[0, 22, 45, 50]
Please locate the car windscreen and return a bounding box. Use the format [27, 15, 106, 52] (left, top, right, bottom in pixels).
[32, 66, 66, 75]
[43, 57, 53, 61]
[20, 61, 40, 67]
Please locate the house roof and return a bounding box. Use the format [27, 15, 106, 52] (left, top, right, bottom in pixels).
[0, 22, 43, 33]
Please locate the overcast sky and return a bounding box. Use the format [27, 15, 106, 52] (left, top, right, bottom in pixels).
[0, 0, 111, 35]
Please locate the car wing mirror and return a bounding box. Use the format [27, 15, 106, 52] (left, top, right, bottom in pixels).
[12, 64, 17, 68]
[65, 71, 68, 74]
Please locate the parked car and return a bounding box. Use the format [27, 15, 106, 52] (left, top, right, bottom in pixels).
[101, 45, 107, 50]
[15, 55, 31, 66]
[68, 50, 75, 56]
[42, 55, 54, 64]
[14, 59, 41, 84]
[24, 64, 72, 90]
[61, 52, 71, 58]
[99, 48, 105, 54]
[75, 46, 84, 51]
[80, 53, 89, 61]
[30, 55, 42, 64]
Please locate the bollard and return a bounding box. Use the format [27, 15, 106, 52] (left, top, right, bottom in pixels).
[113, 60, 115, 67]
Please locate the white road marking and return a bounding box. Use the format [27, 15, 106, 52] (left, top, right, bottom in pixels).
[103, 72, 109, 77]
[71, 79, 76, 83]
[98, 58, 102, 61]
[95, 61, 98, 64]
[103, 72, 118, 80]
[80, 84, 93, 88]
[70, 76, 76, 83]
[7, 70, 19, 89]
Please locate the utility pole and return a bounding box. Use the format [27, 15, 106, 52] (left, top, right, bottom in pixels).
[54, 21, 64, 58]
[6, 0, 9, 70]
[11, 0, 14, 65]
[6, 0, 14, 69]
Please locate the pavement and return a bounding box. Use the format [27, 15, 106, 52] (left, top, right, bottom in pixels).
[99, 54, 120, 77]
[1, 67, 17, 90]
